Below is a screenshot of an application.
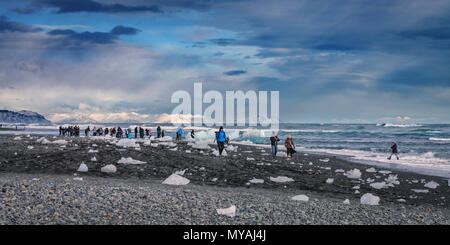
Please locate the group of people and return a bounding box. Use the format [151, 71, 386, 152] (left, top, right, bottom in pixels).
[59, 126, 80, 136]
[270, 133, 296, 159]
[269, 132, 400, 160]
[58, 125, 170, 139]
[59, 125, 400, 160]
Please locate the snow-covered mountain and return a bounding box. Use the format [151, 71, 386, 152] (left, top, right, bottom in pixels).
[0, 110, 51, 124]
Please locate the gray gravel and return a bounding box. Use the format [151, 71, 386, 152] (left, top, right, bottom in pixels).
[0, 173, 448, 225]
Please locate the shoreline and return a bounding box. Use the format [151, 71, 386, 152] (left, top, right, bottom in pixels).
[0, 135, 449, 224]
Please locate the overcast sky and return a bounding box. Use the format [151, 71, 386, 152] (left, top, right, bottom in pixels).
[1, 0, 449, 123]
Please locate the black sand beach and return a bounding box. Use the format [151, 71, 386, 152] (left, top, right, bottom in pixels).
[0, 135, 448, 224]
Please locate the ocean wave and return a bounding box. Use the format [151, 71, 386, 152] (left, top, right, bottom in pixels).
[382, 123, 423, 128]
[281, 129, 343, 133]
[429, 137, 450, 141]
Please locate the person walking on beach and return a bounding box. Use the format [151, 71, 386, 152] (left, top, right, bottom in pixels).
[270, 132, 280, 157]
[388, 142, 400, 160]
[215, 126, 228, 156]
[176, 128, 183, 141]
[285, 135, 296, 159]
[157, 126, 161, 138]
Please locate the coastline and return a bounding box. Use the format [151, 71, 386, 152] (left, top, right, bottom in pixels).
[0, 135, 448, 224]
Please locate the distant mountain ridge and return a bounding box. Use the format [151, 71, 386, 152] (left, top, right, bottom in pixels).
[0, 110, 51, 124]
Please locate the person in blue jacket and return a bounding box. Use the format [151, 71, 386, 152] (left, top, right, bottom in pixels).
[215, 126, 228, 156]
[176, 128, 183, 141]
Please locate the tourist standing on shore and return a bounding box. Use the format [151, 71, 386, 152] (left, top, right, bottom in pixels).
[135, 127, 138, 139]
[116, 127, 122, 138]
[388, 142, 400, 160]
[215, 126, 228, 156]
[85, 126, 90, 137]
[191, 129, 195, 139]
[139, 127, 144, 138]
[285, 135, 296, 159]
[270, 132, 280, 157]
[162, 129, 165, 137]
[59, 126, 63, 136]
[157, 126, 161, 138]
[176, 128, 183, 141]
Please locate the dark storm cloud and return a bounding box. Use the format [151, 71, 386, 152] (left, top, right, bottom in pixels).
[110, 25, 141, 35]
[0, 16, 41, 33]
[224, 70, 246, 76]
[47, 25, 141, 45]
[14, 0, 162, 14]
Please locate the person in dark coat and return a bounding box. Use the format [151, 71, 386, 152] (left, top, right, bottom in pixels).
[388, 142, 400, 160]
[157, 126, 161, 138]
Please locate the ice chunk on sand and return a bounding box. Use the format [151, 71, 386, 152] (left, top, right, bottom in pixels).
[246, 157, 255, 161]
[412, 189, 429, 193]
[14, 136, 21, 140]
[270, 176, 294, 183]
[360, 193, 380, 205]
[217, 205, 236, 217]
[77, 163, 88, 172]
[73, 177, 83, 181]
[424, 181, 439, 189]
[345, 169, 361, 179]
[335, 169, 345, 173]
[319, 158, 330, 162]
[326, 178, 334, 184]
[27, 146, 34, 150]
[366, 178, 375, 183]
[143, 140, 151, 146]
[292, 195, 309, 202]
[185, 150, 191, 153]
[101, 164, 117, 173]
[397, 199, 406, 202]
[88, 149, 98, 153]
[191, 141, 211, 150]
[379, 170, 392, 174]
[385, 175, 400, 185]
[343, 199, 350, 204]
[162, 174, 190, 186]
[226, 145, 238, 152]
[115, 139, 138, 148]
[370, 182, 387, 190]
[157, 136, 173, 142]
[90, 156, 97, 162]
[366, 167, 377, 173]
[249, 178, 264, 184]
[117, 157, 146, 165]
[37, 137, 49, 143]
[52, 140, 68, 145]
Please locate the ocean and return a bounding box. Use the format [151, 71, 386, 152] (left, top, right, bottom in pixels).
[1, 123, 449, 178]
